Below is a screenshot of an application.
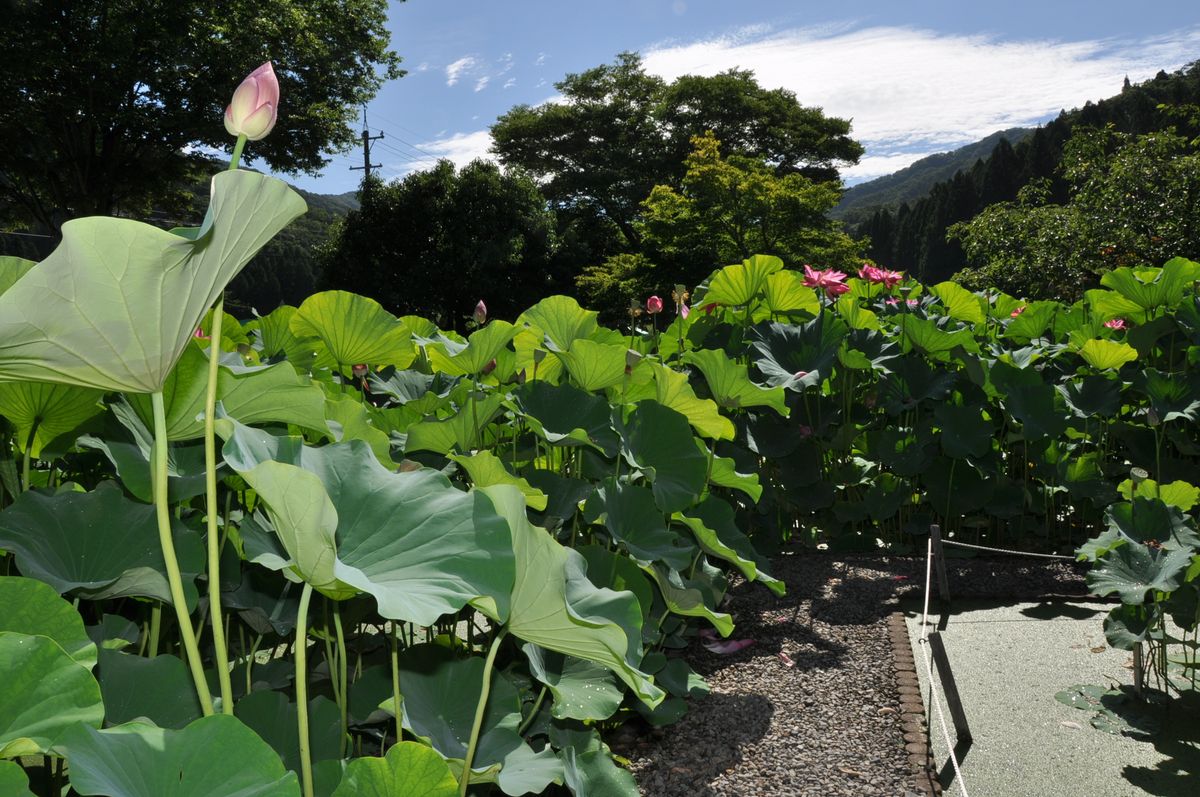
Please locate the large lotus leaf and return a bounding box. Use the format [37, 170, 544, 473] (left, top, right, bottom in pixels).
[863, 429, 933, 477]
[879, 356, 957, 414]
[704, 444, 762, 502]
[1003, 300, 1061, 342]
[617, 401, 707, 514]
[682, 348, 788, 415]
[674, 495, 785, 597]
[1104, 604, 1153, 650]
[576, 545, 655, 624]
[323, 393, 395, 465]
[0, 256, 36, 296]
[1132, 368, 1200, 423]
[1058, 375, 1123, 418]
[511, 328, 564, 384]
[838, 328, 901, 373]
[518, 295, 599, 352]
[0, 381, 104, 458]
[1105, 498, 1200, 551]
[559, 747, 639, 797]
[0, 171, 304, 392]
[428, 320, 518, 376]
[0, 482, 202, 606]
[332, 742, 458, 797]
[1059, 452, 1117, 504]
[367, 368, 458, 415]
[218, 418, 514, 625]
[290, 291, 415, 372]
[62, 715, 299, 797]
[585, 479, 695, 570]
[1087, 544, 1193, 605]
[0, 760, 34, 797]
[75, 410, 205, 506]
[1100, 258, 1200, 312]
[762, 270, 820, 315]
[97, 648, 202, 730]
[1085, 288, 1146, 324]
[403, 392, 504, 456]
[0, 576, 96, 670]
[749, 316, 848, 390]
[0, 632, 104, 758]
[449, 450, 548, 510]
[484, 486, 663, 707]
[524, 644, 624, 721]
[933, 402, 992, 460]
[645, 362, 734, 440]
[255, 305, 318, 371]
[125, 343, 326, 441]
[1117, 478, 1200, 511]
[990, 361, 1070, 440]
[930, 281, 985, 324]
[700, 255, 783, 307]
[923, 456, 994, 518]
[900, 316, 978, 358]
[235, 691, 341, 775]
[1077, 339, 1138, 370]
[511, 381, 619, 456]
[555, 339, 627, 393]
[834, 294, 880, 330]
[642, 563, 734, 637]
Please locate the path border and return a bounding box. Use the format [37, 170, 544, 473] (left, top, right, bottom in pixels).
[887, 610, 942, 795]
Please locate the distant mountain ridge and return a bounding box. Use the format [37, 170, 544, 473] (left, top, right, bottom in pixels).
[834, 128, 1032, 225]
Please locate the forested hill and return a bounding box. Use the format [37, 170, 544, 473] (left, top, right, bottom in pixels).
[855, 62, 1200, 284]
[833, 127, 1031, 225]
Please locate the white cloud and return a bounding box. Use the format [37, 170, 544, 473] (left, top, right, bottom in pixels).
[642, 24, 1200, 177]
[445, 55, 478, 87]
[474, 75, 490, 92]
[416, 61, 429, 72]
[421, 130, 495, 168]
[535, 52, 547, 67]
[503, 77, 517, 90]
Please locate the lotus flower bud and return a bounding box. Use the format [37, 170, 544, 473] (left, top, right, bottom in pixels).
[646, 295, 664, 314]
[474, 299, 487, 325]
[224, 62, 279, 141]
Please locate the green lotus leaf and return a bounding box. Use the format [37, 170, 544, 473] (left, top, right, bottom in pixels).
[1103, 603, 1153, 650]
[1117, 478, 1200, 511]
[931, 281, 985, 324]
[1059, 452, 1116, 504]
[923, 456, 993, 517]
[644, 363, 734, 440]
[933, 402, 992, 460]
[235, 691, 342, 775]
[0, 256, 36, 297]
[86, 614, 140, 652]
[518, 295, 599, 352]
[525, 470, 597, 528]
[555, 339, 628, 393]
[585, 478, 695, 570]
[700, 255, 783, 307]
[559, 747, 639, 797]
[900, 315, 978, 359]
[682, 349, 788, 415]
[449, 450, 548, 511]
[0, 381, 104, 458]
[1085, 288, 1146, 324]
[255, 305, 318, 370]
[124, 343, 326, 441]
[323, 393, 395, 465]
[576, 545, 655, 623]
[1077, 339, 1137, 370]
[332, 741, 458, 797]
[749, 316, 848, 390]
[835, 294, 880, 330]
[879, 356, 957, 413]
[428, 320, 518, 376]
[97, 648, 202, 730]
[1105, 498, 1200, 551]
[704, 444, 762, 502]
[0, 171, 304, 392]
[291, 291, 415, 372]
[484, 485, 663, 707]
[1100, 258, 1200, 312]
[367, 369, 458, 415]
[511, 381, 618, 456]
[1058, 375, 1123, 418]
[0, 759, 34, 797]
[62, 715, 299, 797]
[641, 563, 734, 637]
[0, 576, 96, 670]
[617, 401, 707, 514]
[990, 362, 1070, 440]
[1003, 300, 1061, 342]
[403, 392, 503, 456]
[218, 417, 514, 625]
[0, 482, 202, 606]
[1132, 368, 1200, 423]
[0, 632, 103, 758]
[674, 495, 785, 597]
[1087, 544, 1192, 605]
[762, 270, 820, 315]
[524, 644, 624, 721]
[838, 328, 901, 373]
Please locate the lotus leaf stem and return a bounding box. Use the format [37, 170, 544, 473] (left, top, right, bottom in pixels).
[151, 390, 214, 715]
[516, 685, 547, 737]
[295, 582, 316, 797]
[333, 600, 349, 756]
[389, 621, 402, 751]
[460, 627, 508, 797]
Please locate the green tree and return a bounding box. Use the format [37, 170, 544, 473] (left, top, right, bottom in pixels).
[0, 0, 402, 232]
[491, 53, 862, 254]
[951, 127, 1200, 300]
[319, 161, 558, 327]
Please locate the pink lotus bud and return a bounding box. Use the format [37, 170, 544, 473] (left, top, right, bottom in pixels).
[1011, 306, 1026, 318]
[224, 62, 279, 141]
[351, 364, 368, 378]
[193, 327, 206, 339]
[679, 302, 690, 320]
[646, 295, 664, 314]
[1104, 318, 1127, 330]
[481, 358, 497, 375]
[474, 299, 487, 325]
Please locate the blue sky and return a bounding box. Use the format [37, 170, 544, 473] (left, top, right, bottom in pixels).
[284, 0, 1200, 195]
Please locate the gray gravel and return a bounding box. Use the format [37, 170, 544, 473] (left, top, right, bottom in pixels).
[617, 552, 1090, 796]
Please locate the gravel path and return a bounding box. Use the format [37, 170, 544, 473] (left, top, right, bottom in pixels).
[617, 551, 1090, 797]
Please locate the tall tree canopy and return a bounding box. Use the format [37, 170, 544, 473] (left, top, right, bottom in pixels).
[0, 0, 402, 231]
[490, 52, 863, 251]
[319, 160, 559, 328]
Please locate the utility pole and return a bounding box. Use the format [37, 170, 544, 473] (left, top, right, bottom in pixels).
[350, 106, 383, 180]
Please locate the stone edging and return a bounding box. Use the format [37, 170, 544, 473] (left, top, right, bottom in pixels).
[886, 611, 941, 795]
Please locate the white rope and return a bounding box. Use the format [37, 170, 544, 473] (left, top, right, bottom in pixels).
[939, 539, 1075, 560]
[920, 537, 971, 797]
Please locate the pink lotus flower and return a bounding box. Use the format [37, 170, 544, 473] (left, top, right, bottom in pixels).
[473, 299, 487, 325]
[699, 628, 755, 655]
[646, 295, 663, 314]
[1011, 306, 1027, 318]
[859, 264, 905, 289]
[679, 302, 690, 319]
[1104, 318, 1127, 330]
[224, 62, 279, 141]
[802, 265, 851, 297]
[193, 327, 206, 339]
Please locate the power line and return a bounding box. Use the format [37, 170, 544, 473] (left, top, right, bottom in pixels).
[349, 106, 384, 179]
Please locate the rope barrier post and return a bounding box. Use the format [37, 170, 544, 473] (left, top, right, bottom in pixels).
[1132, 643, 1144, 698]
[927, 631, 973, 744]
[930, 524, 951, 608]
